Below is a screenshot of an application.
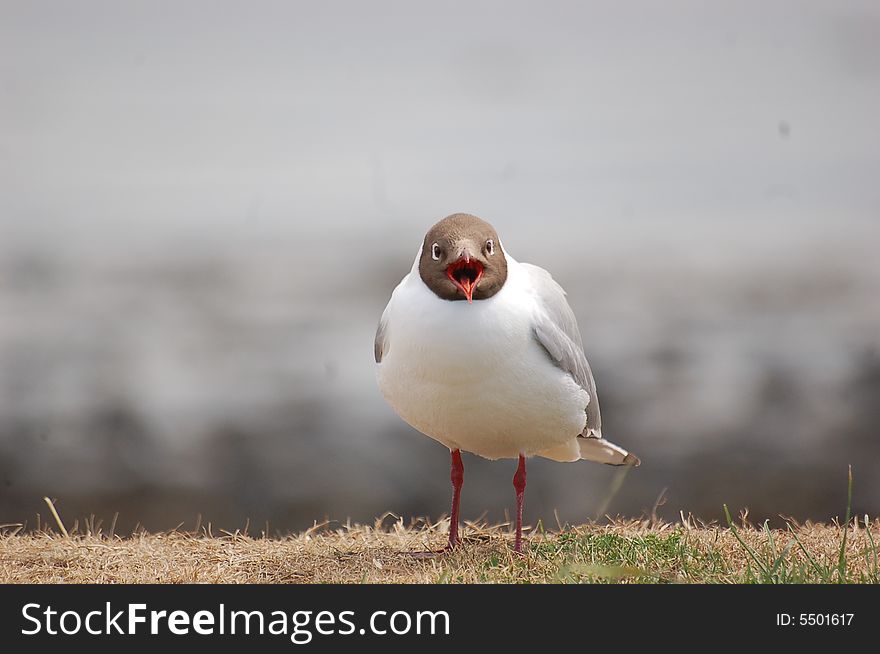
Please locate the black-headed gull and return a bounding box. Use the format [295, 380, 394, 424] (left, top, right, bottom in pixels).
[375, 213, 639, 552]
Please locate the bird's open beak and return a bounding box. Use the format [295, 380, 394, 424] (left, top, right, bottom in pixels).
[446, 250, 484, 303]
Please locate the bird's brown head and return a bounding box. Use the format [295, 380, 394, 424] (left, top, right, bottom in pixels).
[418, 213, 508, 303]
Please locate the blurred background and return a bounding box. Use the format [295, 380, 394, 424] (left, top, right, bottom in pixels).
[2, 1, 879, 534]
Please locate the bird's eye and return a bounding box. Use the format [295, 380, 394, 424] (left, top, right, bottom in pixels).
[485, 239, 495, 255]
[431, 243, 441, 261]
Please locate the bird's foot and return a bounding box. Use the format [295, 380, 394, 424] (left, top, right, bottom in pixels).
[408, 539, 460, 558]
[511, 537, 528, 556]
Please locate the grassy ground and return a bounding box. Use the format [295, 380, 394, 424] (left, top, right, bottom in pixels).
[1, 513, 878, 583]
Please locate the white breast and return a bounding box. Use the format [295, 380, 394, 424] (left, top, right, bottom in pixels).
[376, 255, 588, 461]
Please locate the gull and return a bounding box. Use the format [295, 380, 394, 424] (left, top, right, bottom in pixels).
[375, 213, 639, 552]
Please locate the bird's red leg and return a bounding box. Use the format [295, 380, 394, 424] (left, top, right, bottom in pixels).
[513, 454, 527, 553]
[408, 449, 463, 557]
[447, 448, 464, 549]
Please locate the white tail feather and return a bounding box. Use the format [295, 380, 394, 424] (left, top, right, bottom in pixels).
[578, 437, 640, 467]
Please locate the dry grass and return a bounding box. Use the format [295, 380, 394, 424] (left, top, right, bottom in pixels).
[1, 514, 878, 583]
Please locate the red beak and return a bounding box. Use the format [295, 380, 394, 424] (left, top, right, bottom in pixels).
[446, 255, 484, 303]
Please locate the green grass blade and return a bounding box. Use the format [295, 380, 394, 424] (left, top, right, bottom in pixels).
[864, 515, 878, 583]
[787, 523, 827, 582]
[769, 540, 795, 579]
[837, 465, 853, 584]
[763, 520, 777, 558]
[724, 504, 769, 579]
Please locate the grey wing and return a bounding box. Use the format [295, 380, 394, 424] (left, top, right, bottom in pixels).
[374, 308, 389, 363]
[523, 263, 602, 437]
[375, 274, 409, 363]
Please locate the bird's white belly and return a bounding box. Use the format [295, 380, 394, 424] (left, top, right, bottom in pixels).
[377, 280, 589, 461]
